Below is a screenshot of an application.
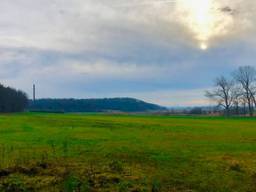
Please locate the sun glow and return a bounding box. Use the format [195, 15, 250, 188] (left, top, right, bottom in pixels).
[175, 0, 234, 50]
[200, 42, 208, 50]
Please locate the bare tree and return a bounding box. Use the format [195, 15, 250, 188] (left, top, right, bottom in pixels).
[232, 86, 243, 115]
[233, 66, 256, 116]
[206, 76, 235, 116]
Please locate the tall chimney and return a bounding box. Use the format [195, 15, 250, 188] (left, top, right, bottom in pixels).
[33, 84, 36, 102]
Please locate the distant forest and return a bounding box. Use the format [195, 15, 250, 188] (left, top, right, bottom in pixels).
[0, 84, 28, 112]
[28, 98, 166, 113]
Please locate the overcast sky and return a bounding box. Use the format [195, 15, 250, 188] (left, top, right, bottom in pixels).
[0, 0, 256, 106]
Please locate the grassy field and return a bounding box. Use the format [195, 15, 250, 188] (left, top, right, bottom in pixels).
[0, 113, 256, 191]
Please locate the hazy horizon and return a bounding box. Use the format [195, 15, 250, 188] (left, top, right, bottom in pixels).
[0, 0, 256, 106]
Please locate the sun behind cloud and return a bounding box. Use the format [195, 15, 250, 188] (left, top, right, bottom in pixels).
[175, 0, 234, 49]
[200, 42, 208, 50]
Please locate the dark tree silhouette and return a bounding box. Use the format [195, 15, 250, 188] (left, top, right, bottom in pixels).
[206, 76, 235, 116]
[0, 84, 28, 112]
[233, 66, 256, 116]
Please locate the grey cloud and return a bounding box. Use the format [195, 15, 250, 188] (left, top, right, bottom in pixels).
[0, 0, 255, 106]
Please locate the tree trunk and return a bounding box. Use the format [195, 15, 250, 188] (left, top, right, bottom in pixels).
[248, 101, 254, 116]
[225, 106, 230, 117]
[235, 103, 239, 115]
[247, 91, 254, 116]
[243, 102, 246, 115]
[250, 92, 256, 109]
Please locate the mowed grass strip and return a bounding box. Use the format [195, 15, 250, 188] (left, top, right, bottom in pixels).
[0, 113, 256, 191]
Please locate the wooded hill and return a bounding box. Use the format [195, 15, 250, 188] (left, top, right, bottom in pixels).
[28, 98, 166, 113]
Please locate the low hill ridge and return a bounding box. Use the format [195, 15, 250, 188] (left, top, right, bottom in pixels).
[28, 98, 166, 112]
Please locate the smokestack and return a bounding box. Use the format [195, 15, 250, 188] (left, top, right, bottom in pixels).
[33, 84, 36, 102]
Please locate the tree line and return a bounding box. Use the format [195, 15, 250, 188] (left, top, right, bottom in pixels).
[0, 84, 28, 112]
[206, 66, 256, 116]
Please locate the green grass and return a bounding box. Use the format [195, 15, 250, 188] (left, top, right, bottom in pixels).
[0, 113, 256, 191]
